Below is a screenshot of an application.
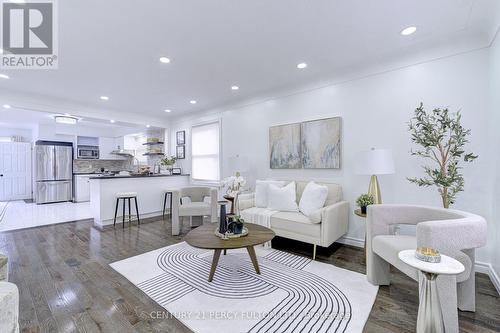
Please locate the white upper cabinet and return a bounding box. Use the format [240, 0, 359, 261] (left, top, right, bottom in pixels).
[99, 137, 126, 160]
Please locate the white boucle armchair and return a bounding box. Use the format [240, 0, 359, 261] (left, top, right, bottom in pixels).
[0, 254, 19, 333]
[366, 204, 487, 333]
[171, 187, 218, 236]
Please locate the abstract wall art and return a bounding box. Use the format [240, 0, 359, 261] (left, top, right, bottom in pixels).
[269, 123, 302, 169]
[268, 117, 342, 169]
[301, 117, 341, 169]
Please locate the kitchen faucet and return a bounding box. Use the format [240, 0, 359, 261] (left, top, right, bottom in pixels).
[153, 161, 161, 174]
[132, 157, 140, 173]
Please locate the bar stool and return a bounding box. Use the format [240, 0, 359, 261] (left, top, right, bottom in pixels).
[114, 192, 140, 228]
[162, 190, 173, 219]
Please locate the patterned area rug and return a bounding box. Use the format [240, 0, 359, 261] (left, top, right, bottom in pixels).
[111, 242, 378, 333]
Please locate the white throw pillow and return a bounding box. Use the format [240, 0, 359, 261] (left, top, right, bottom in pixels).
[181, 196, 192, 204]
[268, 182, 299, 212]
[299, 181, 329, 217]
[309, 208, 323, 223]
[255, 180, 285, 207]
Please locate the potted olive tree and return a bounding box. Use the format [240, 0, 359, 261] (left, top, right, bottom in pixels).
[408, 103, 477, 208]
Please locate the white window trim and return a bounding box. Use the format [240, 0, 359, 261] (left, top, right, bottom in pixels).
[190, 118, 222, 186]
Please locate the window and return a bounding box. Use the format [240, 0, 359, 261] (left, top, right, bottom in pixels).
[191, 121, 220, 182]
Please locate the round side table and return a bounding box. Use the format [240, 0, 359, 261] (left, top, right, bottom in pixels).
[398, 249, 465, 333]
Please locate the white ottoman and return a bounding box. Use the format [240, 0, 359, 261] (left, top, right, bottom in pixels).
[0, 282, 19, 333]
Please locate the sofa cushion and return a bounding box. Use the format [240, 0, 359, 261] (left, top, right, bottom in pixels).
[308, 209, 323, 223]
[271, 212, 320, 238]
[255, 180, 285, 207]
[268, 182, 299, 212]
[179, 202, 211, 216]
[295, 181, 342, 206]
[299, 181, 328, 216]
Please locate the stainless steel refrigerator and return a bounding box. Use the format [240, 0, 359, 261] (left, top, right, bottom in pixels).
[35, 141, 73, 204]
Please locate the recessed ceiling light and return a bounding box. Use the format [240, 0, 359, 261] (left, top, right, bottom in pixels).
[190, 100, 197, 104]
[3, 104, 11, 109]
[146, 124, 151, 128]
[164, 109, 172, 113]
[401, 26, 417, 36]
[297, 63, 307, 69]
[159, 57, 170, 64]
[231, 85, 239, 90]
[0, 74, 9, 79]
[100, 96, 109, 101]
[110, 119, 115, 123]
[54, 115, 78, 125]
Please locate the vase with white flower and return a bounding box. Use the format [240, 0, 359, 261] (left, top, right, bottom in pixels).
[222, 175, 246, 197]
[221, 174, 246, 215]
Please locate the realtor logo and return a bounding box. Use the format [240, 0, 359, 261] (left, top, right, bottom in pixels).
[1, 0, 58, 69]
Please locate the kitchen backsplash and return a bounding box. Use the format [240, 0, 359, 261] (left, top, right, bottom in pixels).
[73, 159, 133, 173]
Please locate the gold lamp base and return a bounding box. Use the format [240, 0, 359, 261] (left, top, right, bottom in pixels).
[368, 175, 382, 204]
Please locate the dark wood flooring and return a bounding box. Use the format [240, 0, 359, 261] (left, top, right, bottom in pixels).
[0, 218, 498, 333]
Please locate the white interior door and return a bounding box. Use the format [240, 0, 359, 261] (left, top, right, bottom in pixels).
[0, 142, 32, 201]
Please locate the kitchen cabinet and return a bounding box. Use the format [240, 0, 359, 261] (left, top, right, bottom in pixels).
[74, 174, 90, 202]
[99, 137, 127, 160]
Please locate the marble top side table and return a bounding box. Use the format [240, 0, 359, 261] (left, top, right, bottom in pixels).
[399, 249, 465, 333]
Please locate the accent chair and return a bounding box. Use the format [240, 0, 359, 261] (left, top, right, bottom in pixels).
[366, 204, 487, 333]
[171, 187, 218, 235]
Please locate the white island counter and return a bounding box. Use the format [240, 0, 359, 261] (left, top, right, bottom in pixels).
[90, 174, 190, 229]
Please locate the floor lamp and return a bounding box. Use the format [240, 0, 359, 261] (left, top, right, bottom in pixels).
[355, 148, 395, 204]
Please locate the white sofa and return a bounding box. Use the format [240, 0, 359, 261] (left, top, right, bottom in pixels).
[239, 181, 349, 259]
[366, 204, 487, 333]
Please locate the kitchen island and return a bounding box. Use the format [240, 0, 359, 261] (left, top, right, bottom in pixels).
[89, 174, 190, 229]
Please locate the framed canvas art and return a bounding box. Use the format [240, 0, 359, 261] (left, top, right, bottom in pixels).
[269, 123, 301, 169]
[176, 145, 185, 159]
[176, 131, 185, 145]
[301, 117, 341, 169]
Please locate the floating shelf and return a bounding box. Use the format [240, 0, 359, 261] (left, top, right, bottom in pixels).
[143, 152, 164, 156]
[143, 142, 164, 146]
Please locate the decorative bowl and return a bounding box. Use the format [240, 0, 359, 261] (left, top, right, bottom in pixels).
[415, 247, 441, 263]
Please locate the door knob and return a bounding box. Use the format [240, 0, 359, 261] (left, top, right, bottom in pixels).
[0, 174, 3, 177]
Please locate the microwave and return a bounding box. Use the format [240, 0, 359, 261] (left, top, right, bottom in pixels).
[77, 145, 99, 159]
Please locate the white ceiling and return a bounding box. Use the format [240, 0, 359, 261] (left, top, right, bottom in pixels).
[0, 107, 161, 133]
[0, 0, 499, 122]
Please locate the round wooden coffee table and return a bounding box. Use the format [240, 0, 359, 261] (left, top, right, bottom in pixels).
[184, 223, 275, 282]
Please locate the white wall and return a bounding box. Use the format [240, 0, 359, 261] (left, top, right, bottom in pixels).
[170, 48, 493, 263]
[488, 32, 500, 283]
[0, 126, 33, 142]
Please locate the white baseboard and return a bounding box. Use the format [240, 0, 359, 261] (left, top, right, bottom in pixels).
[335, 236, 500, 296]
[475, 261, 500, 295]
[337, 235, 364, 248]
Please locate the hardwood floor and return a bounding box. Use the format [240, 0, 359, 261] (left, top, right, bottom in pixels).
[0, 218, 498, 333]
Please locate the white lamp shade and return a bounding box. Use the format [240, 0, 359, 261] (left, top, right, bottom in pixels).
[355, 148, 395, 175]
